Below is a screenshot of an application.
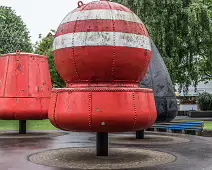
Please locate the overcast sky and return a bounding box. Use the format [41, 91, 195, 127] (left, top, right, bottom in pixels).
[1, 0, 93, 44]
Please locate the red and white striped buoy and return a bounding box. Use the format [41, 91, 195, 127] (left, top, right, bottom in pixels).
[53, 0, 151, 86]
[49, 0, 156, 132]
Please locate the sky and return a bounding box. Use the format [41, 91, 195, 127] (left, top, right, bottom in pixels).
[1, 0, 93, 44]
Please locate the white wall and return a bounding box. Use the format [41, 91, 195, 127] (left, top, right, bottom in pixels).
[180, 104, 198, 111]
[176, 81, 212, 96]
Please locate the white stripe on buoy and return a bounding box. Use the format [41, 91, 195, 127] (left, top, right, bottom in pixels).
[61, 10, 143, 25]
[53, 32, 151, 51]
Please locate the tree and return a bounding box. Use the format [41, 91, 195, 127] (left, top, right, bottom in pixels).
[198, 55, 212, 81]
[0, 6, 32, 54]
[197, 92, 212, 111]
[34, 30, 65, 88]
[114, 0, 212, 92]
[198, 0, 212, 81]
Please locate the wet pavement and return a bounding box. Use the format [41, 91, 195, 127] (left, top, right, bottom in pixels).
[0, 131, 212, 170]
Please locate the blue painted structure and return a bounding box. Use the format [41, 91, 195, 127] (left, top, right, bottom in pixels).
[147, 122, 204, 135]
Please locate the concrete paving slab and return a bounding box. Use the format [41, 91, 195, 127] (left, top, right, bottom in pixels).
[0, 131, 212, 170]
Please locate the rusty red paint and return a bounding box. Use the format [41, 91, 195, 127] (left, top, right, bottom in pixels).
[49, 88, 157, 132]
[56, 20, 149, 37]
[80, 1, 130, 12]
[0, 53, 52, 120]
[49, 0, 157, 132]
[0, 56, 9, 96]
[54, 47, 151, 84]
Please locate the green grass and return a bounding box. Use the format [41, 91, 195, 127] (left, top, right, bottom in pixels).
[203, 122, 212, 130]
[0, 120, 57, 131]
[172, 119, 197, 122]
[1, 119, 212, 131]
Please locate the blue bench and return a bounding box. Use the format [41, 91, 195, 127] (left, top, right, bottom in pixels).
[147, 121, 204, 136]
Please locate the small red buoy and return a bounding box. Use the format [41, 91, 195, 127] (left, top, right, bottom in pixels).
[0, 53, 52, 120]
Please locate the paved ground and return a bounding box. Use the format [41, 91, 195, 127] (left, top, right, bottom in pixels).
[1, 131, 212, 170]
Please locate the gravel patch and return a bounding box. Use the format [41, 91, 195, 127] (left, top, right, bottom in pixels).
[29, 147, 176, 169]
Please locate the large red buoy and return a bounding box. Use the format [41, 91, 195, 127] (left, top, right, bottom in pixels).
[0, 52, 52, 120]
[49, 0, 157, 132]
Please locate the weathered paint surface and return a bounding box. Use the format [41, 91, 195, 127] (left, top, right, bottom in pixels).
[56, 20, 149, 37]
[0, 53, 52, 120]
[49, 88, 157, 132]
[50, 0, 157, 132]
[0, 56, 9, 96]
[60, 9, 143, 25]
[54, 32, 151, 50]
[141, 39, 178, 122]
[54, 1, 151, 84]
[54, 47, 151, 83]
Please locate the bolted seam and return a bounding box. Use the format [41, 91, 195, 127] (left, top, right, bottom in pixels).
[88, 92, 92, 129]
[132, 92, 137, 129]
[52, 88, 153, 93]
[106, 1, 116, 82]
[71, 3, 89, 81]
[52, 93, 66, 131]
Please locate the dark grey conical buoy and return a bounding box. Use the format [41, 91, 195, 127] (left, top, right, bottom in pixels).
[141, 39, 178, 122]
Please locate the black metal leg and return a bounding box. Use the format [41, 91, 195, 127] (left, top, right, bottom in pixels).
[96, 132, 108, 156]
[19, 120, 26, 134]
[136, 130, 144, 139]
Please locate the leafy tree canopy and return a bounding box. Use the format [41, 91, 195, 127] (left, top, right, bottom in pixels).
[0, 6, 32, 54]
[34, 30, 65, 88]
[114, 0, 212, 93]
[198, 92, 212, 111]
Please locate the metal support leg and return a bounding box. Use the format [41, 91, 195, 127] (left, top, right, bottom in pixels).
[136, 130, 144, 139]
[96, 132, 108, 156]
[19, 120, 26, 134]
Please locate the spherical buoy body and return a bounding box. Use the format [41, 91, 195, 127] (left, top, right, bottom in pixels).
[53, 0, 151, 86]
[49, 0, 157, 132]
[0, 53, 52, 120]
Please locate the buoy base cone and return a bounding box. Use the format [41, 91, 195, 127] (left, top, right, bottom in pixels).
[48, 87, 157, 132]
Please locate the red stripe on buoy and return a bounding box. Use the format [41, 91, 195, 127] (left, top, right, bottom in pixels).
[82, 1, 131, 12]
[56, 20, 149, 37]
